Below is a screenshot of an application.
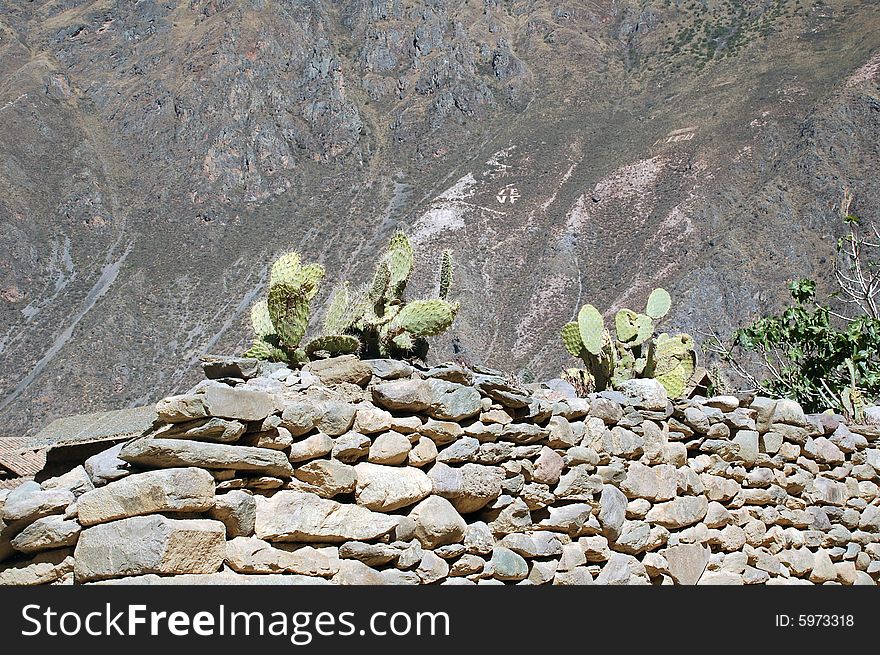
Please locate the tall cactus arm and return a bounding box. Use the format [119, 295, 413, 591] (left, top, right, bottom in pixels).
[267, 282, 312, 349]
[385, 231, 415, 300]
[438, 249, 453, 301]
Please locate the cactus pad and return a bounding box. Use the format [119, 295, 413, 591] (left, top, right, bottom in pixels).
[391, 299, 456, 336]
[305, 334, 361, 358]
[250, 300, 274, 339]
[561, 322, 585, 358]
[577, 304, 605, 355]
[267, 283, 311, 349]
[646, 287, 672, 320]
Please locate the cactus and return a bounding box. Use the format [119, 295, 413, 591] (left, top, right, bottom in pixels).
[243, 232, 456, 364]
[560, 287, 696, 397]
[614, 309, 653, 346]
[390, 299, 457, 336]
[577, 304, 605, 355]
[645, 333, 697, 398]
[646, 287, 672, 320]
[305, 334, 361, 358]
[250, 300, 274, 339]
[385, 231, 414, 299]
[267, 282, 312, 350]
[438, 249, 453, 301]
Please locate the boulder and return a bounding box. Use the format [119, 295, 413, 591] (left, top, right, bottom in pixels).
[645, 496, 708, 529]
[84, 443, 131, 486]
[372, 379, 481, 421]
[225, 537, 340, 577]
[209, 490, 257, 538]
[354, 405, 394, 434]
[200, 385, 275, 421]
[664, 543, 710, 585]
[1, 482, 74, 523]
[120, 437, 293, 477]
[254, 491, 398, 542]
[305, 355, 373, 387]
[0, 548, 75, 586]
[41, 466, 94, 498]
[532, 446, 565, 485]
[333, 559, 388, 585]
[314, 402, 358, 436]
[157, 417, 246, 443]
[331, 431, 371, 463]
[618, 379, 668, 411]
[156, 394, 208, 423]
[11, 516, 81, 553]
[367, 432, 413, 465]
[294, 460, 357, 497]
[288, 433, 334, 463]
[353, 463, 432, 512]
[408, 496, 467, 549]
[428, 462, 503, 514]
[74, 516, 226, 582]
[408, 437, 438, 467]
[77, 468, 215, 526]
[598, 484, 627, 541]
[490, 546, 529, 581]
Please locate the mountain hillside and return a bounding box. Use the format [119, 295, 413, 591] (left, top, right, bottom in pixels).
[1, 0, 879, 436]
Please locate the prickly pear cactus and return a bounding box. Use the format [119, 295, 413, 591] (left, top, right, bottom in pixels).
[615, 309, 654, 346]
[577, 304, 605, 355]
[561, 322, 585, 358]
[268, 283, 312, 350]
[305, 334, 361, 358]
[645, 288, 672, 320]
[646, 332, 697, 398]
[384, 231, 414, 300]
[243, 232, 457, 365]
[561, 288, 694, 397]
[250, 300, 274, 339]
[390, 299, 457, 336]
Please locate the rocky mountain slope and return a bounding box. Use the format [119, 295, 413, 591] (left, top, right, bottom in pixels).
[1, 0, 879, 437]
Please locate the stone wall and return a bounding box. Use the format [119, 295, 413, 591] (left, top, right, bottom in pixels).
[1, 355, 879, 585]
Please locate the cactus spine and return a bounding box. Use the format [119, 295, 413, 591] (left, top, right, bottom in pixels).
[560, 287, 696, 397]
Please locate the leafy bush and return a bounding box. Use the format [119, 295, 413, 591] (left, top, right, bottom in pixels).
[707, 192, 879, 420]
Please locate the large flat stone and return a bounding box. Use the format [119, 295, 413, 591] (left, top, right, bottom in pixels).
[201, 385, 275, 421]
[10, 515, 81, 554]
[1, 482, 74, 523]
[73, 516, 226, 582]
[77, 467, 216, 526]
[372, 379, 481, 421]
[225, 536, 340, 577]
[254, 491, 399, 543]
[354, 463, 432, 512]
[119, 437, 293, 477]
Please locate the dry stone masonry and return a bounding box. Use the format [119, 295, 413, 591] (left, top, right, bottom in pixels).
[1, 354, 879, 586]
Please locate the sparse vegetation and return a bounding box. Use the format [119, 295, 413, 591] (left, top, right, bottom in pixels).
[560, 288, 697, 398]
[706, 191, 880, 420]
[243, 232, 458, 364]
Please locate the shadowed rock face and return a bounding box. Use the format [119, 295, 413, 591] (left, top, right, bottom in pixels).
[1, 1, 880, 436]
